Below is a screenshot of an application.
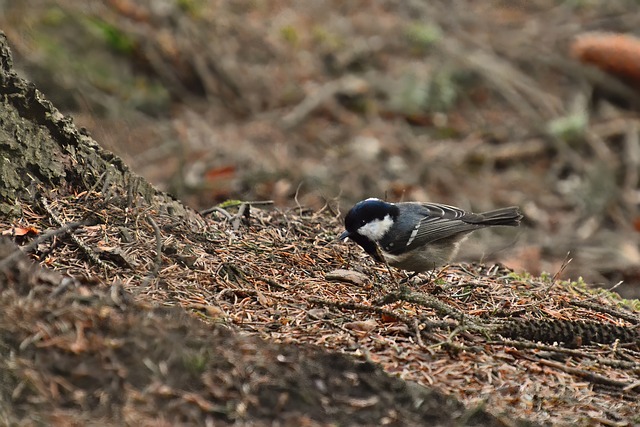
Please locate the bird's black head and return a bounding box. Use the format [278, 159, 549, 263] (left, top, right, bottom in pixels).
[340, 198, 399, 240]
[340, 198, 398, 262]
[343, 198, 393, 233]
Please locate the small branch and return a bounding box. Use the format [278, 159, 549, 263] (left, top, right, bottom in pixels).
[308, 297, 466, 347]
[201, 201, 274, 232]
[145, 215, 163, 280]
[536, 358, 640, 393]
[49, 277, 77, 298]
[232, 203, 249, 232]
[309, 297, 415, 326]
[570, 300, 640, 325]
[41, 197, 110, 271]
[0, 221, 84, 269]
[201, 207, 234, 220]
[552, 252, 572, 283]
[375, 286, 480, 326]
[489, 339, 640, 371]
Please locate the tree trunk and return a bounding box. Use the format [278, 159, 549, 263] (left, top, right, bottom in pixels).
[0, 32, 194, 221]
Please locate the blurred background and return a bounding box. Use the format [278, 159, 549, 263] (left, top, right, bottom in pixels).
[3, 0, 640, 297]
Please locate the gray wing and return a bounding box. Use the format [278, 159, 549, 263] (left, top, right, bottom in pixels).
[380, 203, 483, 255]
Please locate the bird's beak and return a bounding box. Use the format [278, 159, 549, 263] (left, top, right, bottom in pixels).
[339, 230, 351, 241]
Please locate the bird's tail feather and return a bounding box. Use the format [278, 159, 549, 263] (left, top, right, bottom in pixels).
[477, 207, 522, 227]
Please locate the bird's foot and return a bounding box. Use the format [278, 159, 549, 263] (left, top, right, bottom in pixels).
[399, 271, 420, 285]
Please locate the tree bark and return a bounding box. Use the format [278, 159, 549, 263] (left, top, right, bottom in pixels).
[0, 32, 194, 220]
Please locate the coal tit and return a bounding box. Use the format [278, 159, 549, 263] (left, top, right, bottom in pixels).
[340, 198, 522, 272]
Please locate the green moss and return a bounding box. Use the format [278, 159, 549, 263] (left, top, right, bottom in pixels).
[177, 0, 206, 17]
[86, 18, 136, 54]
[405, 22, 441, 52]
[182, 349, 210, 375]
[539, 271, 552, 284]
[546, 111, 588, 143]
[506, 271, 532, 281]
[218, 199, 245, 209]
[42, 6, 66, 25]
[433, 277, 447, 287]
[312, 26, 344, 50]
[564, 278, 640, 311]
[22, 8, 171, 114]
[426, 71, 459, 112]
[390, 70, 460, 115]
[280, 25, 299, 46]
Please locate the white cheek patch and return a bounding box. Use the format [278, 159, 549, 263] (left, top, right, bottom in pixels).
[357, 214, 393, 241]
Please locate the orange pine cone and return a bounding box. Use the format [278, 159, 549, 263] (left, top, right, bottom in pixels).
[571, 32, 640, 90]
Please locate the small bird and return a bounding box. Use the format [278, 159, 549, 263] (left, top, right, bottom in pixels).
[340, 198, 522, 273]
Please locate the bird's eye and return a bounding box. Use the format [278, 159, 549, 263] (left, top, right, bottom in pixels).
[360, 219, 367, 226]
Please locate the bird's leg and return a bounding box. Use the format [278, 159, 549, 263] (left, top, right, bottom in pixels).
[384, 262, 397, 282]
[374, 243, 400, 289]
[417, 265, 449, 289]
[426, 268, 436, 284]
[399, 271, 420, 284]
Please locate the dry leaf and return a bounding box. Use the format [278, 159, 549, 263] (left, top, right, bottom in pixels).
[572, 32, 640, 90]
[343, 319, 377, 333]
[380, 313, 401, 323]
[325, 269, 369, 286]
[2, 226, 39, 236]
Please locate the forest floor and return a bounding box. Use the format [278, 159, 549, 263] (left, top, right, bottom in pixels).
[5, 0, 640, 295]
[1, 192, 639, 425]
[2, 1, 640, 425]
